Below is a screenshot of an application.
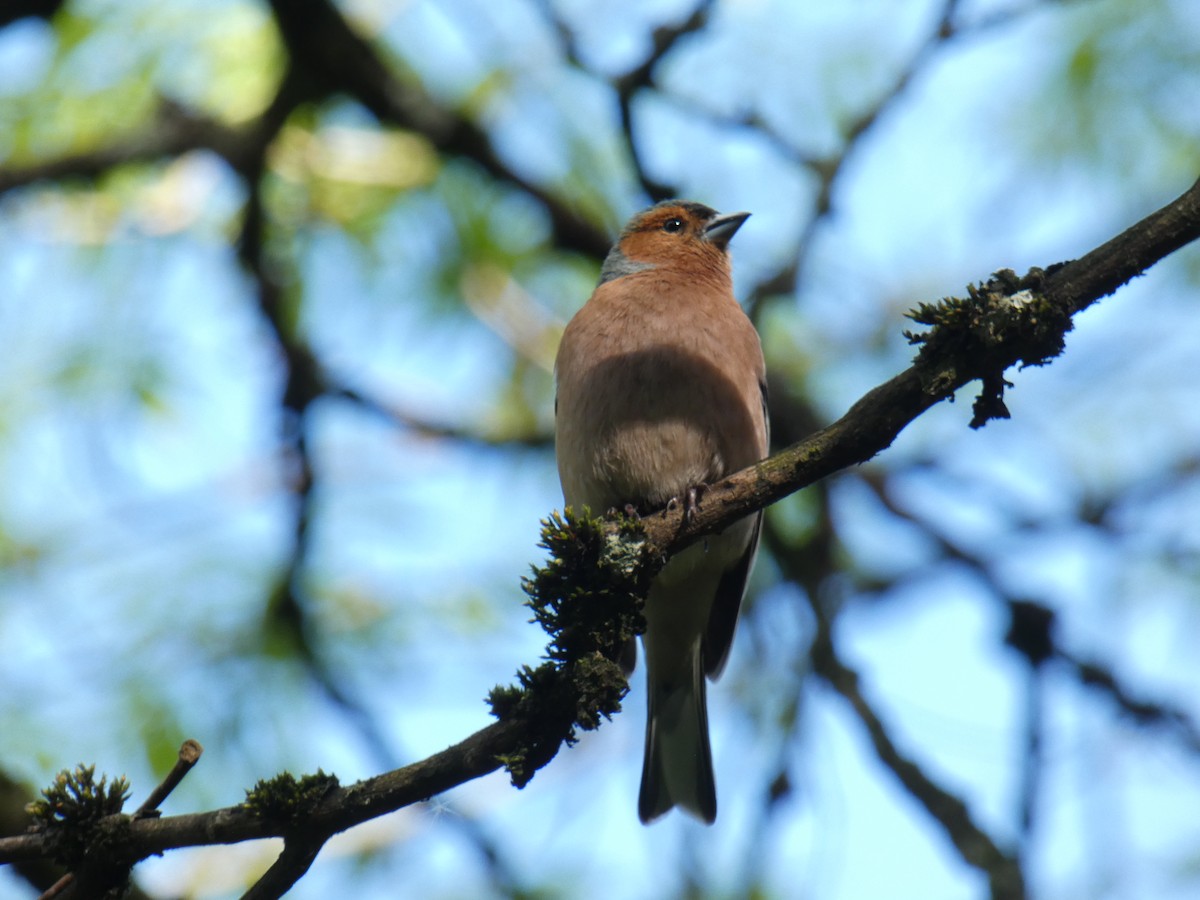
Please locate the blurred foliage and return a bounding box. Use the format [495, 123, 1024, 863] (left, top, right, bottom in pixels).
[1, 0, 1200, 899]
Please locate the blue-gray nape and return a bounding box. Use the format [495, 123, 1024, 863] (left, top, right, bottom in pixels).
[598, 248, 657, 285]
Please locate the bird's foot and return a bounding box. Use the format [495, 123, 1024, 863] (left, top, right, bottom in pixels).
[665, 484, 708, 524]
[684, 484, 707, 524]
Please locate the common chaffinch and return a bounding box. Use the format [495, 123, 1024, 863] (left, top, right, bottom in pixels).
[554, 200, 769, 824]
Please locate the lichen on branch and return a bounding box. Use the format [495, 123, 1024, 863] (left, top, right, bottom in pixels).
[487, 508, 660, 787]
[905, 266, 1074, 428]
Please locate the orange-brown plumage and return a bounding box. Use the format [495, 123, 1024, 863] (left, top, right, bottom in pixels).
[554, 200, 768, 823]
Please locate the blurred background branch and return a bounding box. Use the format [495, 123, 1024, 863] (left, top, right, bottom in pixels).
[2, 0, 1200, 898]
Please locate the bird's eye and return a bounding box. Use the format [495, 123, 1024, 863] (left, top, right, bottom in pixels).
[661, 217, 684, 234]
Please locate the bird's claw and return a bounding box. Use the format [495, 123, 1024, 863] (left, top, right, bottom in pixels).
[684, 484, 707, 524]
[664, 484, 707, 524]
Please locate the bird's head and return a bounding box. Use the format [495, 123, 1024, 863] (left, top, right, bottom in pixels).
[598, 200, 750, 285]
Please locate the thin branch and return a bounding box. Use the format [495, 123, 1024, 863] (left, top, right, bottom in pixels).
[804, 438, 1028, 900]
[1015, 666, 1045, 860]
[0, 773, 154, 899]
[134, 740, 203, 818]
[538, 0, 717, 203]
[0, 719, 526, 865]
[31, 742, 202, 900]
[773, 0, 964, 301]
[333, 385, 552, 449]
[241, 837, 323, 900]
[613, 0, 718, 202]
[0, 4, 611, 260]
[1057, 651, 1200, 753]
[962, 0, 1093, 35]
[35, 874, 72, 900]
[811, 626, 1026, 899]
[265, 0, 611, 259]
[746, 0, 1086, 311]
[0, 101, 267, 195]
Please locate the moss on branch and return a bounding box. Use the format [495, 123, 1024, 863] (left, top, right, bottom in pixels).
[905, 266, 1073, 427]
[487, 508, 660, 787]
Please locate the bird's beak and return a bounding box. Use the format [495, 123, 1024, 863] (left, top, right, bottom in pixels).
[704, 211, 750, 250]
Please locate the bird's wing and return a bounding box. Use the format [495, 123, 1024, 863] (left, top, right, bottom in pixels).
[702, 377, 768, 680]
[701, 510, 761, 680]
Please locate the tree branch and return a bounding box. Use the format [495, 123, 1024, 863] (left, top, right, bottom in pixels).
[1058, 650, 1200, 754]
[0, 2, 612, 260]
[0, 0, 65, 29]
[0, 719, 526, 865]
[241, 836, 323, 900]
[134, 740, 203, 819]
[0, 101, 271, 195]
[538, 0, 718, 203]
[264, 0, 611, 259]
[811, 628, 1026, 900]
[613, 0, 718, 202]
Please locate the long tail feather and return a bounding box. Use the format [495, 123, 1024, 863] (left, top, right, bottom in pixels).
[638, 646, 715, 823]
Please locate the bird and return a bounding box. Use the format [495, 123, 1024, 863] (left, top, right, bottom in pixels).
[554, 200, 769, 824]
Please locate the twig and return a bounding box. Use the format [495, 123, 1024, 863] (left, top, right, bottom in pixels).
[811, 627, 1026, 900]
[135, 740, 204, 818]
[0, 718, 526, 865]
[32, 742, 204, 900]
[784, 0, 966, 297]
[614, 0, 718, 202]
[35, 873, 72, 900]
[265, 0, 611, 259]
[241, 836, 324, 900]
[538, 0, 717, 203]
[745, 0, 1080, 313]
[1015, 668, 1044, 858]
[333, 386, 551, 449]
[0, 102, 257, 195]
[1058, 650, 1200, 753]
